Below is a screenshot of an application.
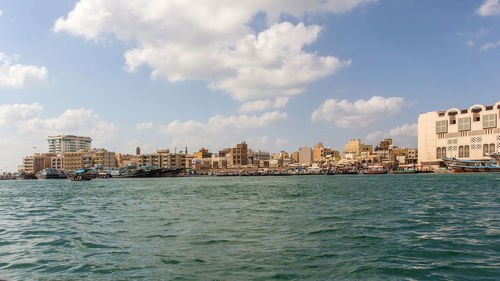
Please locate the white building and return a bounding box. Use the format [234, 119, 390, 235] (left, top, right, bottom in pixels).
[48, 135, 92, 154]
[418, 102, 500, 164]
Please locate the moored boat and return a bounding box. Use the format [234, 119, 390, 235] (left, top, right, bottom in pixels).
[71, 169, 92, 181]
[36, 168, 67, 179]
[443, 156, 500, 173]
[111, 166, 182, 178]
[364, 165, 387, 174]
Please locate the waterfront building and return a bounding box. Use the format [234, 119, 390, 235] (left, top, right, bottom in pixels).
[418, 102, 500, 165]
[253, 150, 271, 161]
[21, 153, 56, 173]
[194, 148, 212, 160]
[62, 151, 85, 171]
[344, 139, 373, 158]
[375, 139, 393, 151]
[48, 135, 92, 154]
[161, 153, 186, 169]
[298, 146, 313, 166]
[313, 142, 325, 162]
[22, 155, 34, 173]
[116, 153, 137, 167]
[91, 149, 116, 168]
[210, 155, 228, 169]
[230, 142, 248, 167]
[291, 151, 299, 163]
[51, 156, 64, 170]
[137, 150, 186, 169]
[218, 148, 232, 158]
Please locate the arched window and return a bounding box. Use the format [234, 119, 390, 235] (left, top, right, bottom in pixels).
[437, 147, 441, 159]
[483, 144, 489, 156]
[459, 146, 464, 158]
[442, 147, 447, 158]
[490, 144, 496, 154]
[464, 145, 470, 158]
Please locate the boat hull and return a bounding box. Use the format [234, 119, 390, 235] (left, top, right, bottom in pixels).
[113, 168, 182, 178]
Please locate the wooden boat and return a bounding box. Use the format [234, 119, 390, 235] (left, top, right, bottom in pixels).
[71, 169, 92, 181]
[443, 157, 500, 173]
[364, 165, 387, 174]
[112, 167, 182, 178]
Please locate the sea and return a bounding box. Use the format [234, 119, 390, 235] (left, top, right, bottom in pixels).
[0, 174, 499, 280]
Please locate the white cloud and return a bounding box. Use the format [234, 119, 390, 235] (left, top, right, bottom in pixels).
[311, 96, 407, 128]
[477, 0, 500, 16]
[53, 0, 373, 100]
[0, 103, 118, 171]
[366, 123, 417, 146]
[467, 40, 475, 47]
[238, 97, 289, 113]
[0, 53, 48, 88]
[159, 111, 287, 150]
[0, 10, 3, 16]
[136, 121, 153, 130]
[0, 103, 117, 143]
[479, 40, 500, 51]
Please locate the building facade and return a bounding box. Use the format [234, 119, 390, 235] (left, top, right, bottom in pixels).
[230, 142, 248, 167]
[48, 135, 92, 154]
[298, 146, 313, 165]
[418, 102, 500, 164]
[344, 139, 373, 157]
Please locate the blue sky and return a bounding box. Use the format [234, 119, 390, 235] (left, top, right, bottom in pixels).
[1, 0, 500, 171]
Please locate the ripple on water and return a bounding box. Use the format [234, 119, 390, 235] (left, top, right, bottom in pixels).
[0, 174, 498, 280]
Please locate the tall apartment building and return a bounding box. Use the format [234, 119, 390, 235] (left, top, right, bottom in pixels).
[418, 102, 500, 164]
[230, 142, 248, 167]
[48, 135, 92, 154]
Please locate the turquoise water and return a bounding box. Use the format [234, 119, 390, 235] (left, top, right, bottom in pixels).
[0, 174, 499, 280]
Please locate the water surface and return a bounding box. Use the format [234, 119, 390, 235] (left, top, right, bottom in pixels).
[0, 174, 499, 280]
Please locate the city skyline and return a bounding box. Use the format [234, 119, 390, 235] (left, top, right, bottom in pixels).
[1, 0, 500, 171]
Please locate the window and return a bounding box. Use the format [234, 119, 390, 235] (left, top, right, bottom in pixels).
[459, 146, 464, 158]
[449, 116, 456, 125]
[473, 112, 481, 122]
[483, 114, 497, 129]
[436, 120, 448, 133]
[464, 145, 470, 158]
[458, 117, 471, 131]
[484, 144, 489, 156]
[490, 144, 496, 154]
[437, 147, 441, 159]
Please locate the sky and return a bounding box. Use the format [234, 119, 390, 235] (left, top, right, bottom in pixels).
[1, 0, 500, 171]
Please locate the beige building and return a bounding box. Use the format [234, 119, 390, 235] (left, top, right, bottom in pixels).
[344, 139, 373, 157]
[298, 146, 312, 165]
[48, 135, 92, 154]
[137, 150, 186, 169]
[116, 153, 137, 167]
[21, 153, 56, 173]
[51, 156, 64, 170]
[63, 151, 84, 171]
[418, 102, 500, 164]
[92, 149, 116, 168]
